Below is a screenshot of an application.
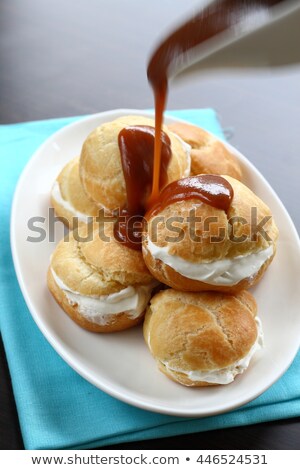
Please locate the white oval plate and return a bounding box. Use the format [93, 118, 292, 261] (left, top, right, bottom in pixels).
[11, 109, 300, 417]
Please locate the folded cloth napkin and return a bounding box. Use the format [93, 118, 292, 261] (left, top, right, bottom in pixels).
[0, 109, 299, 450]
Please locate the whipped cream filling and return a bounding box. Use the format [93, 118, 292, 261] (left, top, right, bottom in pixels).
[171, 132, 191, 177]
[51, 268, 154, 325]
[160, 317, 264, 385]
[146, 238, 274, 286]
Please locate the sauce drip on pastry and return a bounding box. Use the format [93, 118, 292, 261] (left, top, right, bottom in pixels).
[114, 125, 171, 250]
[147, 0, 285, 206]
[146, 174, 234, 219]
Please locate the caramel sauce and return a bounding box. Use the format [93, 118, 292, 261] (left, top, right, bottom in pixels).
[147, 0, 285, 206]
[114, 0, 285, 249]
[114, 125, 171, 249]
[146, 175, 234, 219]
[113, 211, 145, 251]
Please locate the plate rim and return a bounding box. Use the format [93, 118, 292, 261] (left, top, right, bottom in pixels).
[10, 108, 300, 417]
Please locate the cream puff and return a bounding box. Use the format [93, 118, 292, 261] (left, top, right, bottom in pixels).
[51, 157, 99, 228]
[142, 175, 278, 293]
[168, 122, 242, 181]
[144, 289, 263, 387]
[79, 115, 191, 212]
[48, 222, 157, 332]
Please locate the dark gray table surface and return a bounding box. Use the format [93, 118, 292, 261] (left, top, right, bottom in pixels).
[0, 0, 299, 450]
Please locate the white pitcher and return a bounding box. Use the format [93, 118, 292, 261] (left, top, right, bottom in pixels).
[174, 0, 300, 79]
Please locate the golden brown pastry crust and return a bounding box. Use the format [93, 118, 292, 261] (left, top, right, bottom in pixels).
[51, 222, 153, 296]
[79, 115, 190, 211]
[48, 268, 144, 333]
[48, 222, 155, 332]
[168, 122, 242, 181]
[51, 157, 99, 229]
[142, 176, 278, 292]
[143, 289, 258, 387]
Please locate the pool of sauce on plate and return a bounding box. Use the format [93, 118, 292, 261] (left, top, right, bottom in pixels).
[114, 0, 285, 249]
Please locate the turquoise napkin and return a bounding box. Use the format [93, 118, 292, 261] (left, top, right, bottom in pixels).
[0, 109, 299, 450]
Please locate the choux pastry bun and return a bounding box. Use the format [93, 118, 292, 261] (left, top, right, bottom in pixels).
[51, 157, 99, 228]
[168, 122, 242, 181]
[144, 289, 263, 386]
[48, 222, 157, 332]
[142, 175, 278, 293]
[79, 115, 191, 212]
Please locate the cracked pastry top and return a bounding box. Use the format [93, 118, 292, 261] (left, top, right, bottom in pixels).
[143, 289, 263, 387]
[142, 175, 278, 293]
[79, 115, 191, 212]
[47, 222, 157, 333]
